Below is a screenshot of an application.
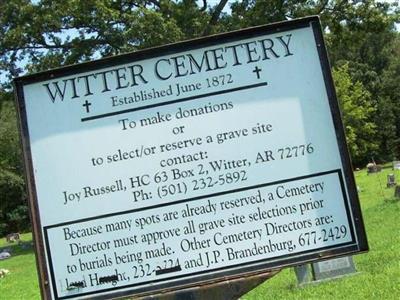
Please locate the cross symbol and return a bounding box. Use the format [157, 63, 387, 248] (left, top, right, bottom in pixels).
[82, 100, 92, 113]
[253, 66, 262, 79]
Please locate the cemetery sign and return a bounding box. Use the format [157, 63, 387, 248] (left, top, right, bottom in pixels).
[14, 16, 368, 300]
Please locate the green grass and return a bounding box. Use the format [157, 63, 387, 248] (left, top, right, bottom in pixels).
[0, 168, 399, 299]
[243, 166, 400, 300]
[0, 233, 40, 299]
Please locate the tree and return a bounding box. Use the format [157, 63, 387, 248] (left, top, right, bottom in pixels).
[324, 0, 400, 162]
[0, 0, 235, 82]
[377, 35, 400, 161]
[332, 63, 377, 166]
[0, 92, 28, 235]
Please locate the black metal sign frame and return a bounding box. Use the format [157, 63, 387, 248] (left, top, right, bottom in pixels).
[14, 16, 368, 300]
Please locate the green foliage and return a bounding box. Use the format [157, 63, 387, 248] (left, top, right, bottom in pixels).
[332, 63, 377, 165]
[0, 168, 28, 236]
[376, 97, 399, 161]
[228, 0, 327, 28]
[0, 94, 22, 172]
[324, 0, 400, 163]
[325, 0, 398, 71]
[0, 0, 221, 78]
[0, 93, 27, 236]
[378, 36, 400, 161]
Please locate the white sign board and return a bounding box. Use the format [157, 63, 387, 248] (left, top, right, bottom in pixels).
[15, 17, 367, 300]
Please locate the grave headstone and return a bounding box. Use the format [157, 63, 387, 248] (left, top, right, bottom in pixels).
[5, 233, 20, 243]
[312, 256, 356, 281]
[0, 269, 10, 278]
[393, 161, 400, 170]
[387, 174, 396, 188]
[367, 163, 382, 174]
[395, 186, 400, 198]
[0, 252, 11, 260]
[19, 242, 33, 250]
